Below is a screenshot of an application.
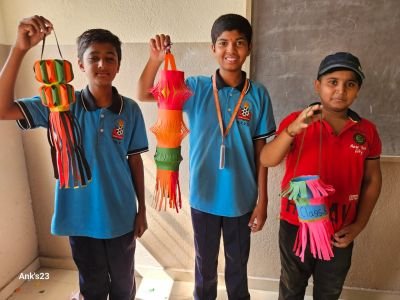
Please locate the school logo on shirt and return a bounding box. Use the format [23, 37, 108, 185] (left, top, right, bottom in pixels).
[112, 119, 125, 142]
[350, 133, 367, 155]
[353, 133, 366, 145]
[237, 101, 252, 123]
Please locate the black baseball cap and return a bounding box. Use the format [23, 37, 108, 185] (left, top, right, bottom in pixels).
[317, 52, 365, 84]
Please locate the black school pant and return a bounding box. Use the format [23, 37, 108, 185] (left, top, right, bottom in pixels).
[69, 231, 136, 300]
[279, 220, 353, 300]
[191, 208, 252, 300]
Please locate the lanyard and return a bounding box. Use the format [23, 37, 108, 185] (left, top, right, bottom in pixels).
[212, 73, 249, 169]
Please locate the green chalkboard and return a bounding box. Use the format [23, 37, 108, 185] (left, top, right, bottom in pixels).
[251, 0, 400, 156]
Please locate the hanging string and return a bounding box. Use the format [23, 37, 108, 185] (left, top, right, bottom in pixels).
[292, 107, 323, 177]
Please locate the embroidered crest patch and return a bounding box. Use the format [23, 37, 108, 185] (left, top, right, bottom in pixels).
[237, 101, 252, 122]
[112, 119, 125, 141]
[353, 133, 366, 145]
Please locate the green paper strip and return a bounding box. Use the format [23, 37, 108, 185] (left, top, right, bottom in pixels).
[40, 61, 49, 83]
[55, 60, 65, 83]
[154, 147, 182, 171]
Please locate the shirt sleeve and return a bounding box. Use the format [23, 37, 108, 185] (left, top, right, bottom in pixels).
[127, 101, 149, 156]
[253, 83, 276, 140]
[15, 96, 49, 129]
[367, 123, 382, 159]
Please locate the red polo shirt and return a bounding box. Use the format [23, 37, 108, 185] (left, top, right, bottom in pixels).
[278, 108, 381, 232]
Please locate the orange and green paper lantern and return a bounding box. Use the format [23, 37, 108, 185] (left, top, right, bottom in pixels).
[150, 51, 191, 212]
[33, 34, 91, 189]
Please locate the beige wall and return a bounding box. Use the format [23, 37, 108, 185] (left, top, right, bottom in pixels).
[0, 7, 6, 43]
[1, 0, 400, 296]
[0, 46, 39, 291]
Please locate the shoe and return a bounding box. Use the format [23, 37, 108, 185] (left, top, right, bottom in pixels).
[70, 291, 83, 300]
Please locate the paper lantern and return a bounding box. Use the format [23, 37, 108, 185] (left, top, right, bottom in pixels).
[281, 175, 335, 262]
[34, 32, 91, 188]
[150, 51, 191, 212]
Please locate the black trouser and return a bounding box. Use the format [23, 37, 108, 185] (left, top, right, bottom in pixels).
[279, 220, 353, 300]
[191, 208, 252, 300]
[69, 231, 136, 300]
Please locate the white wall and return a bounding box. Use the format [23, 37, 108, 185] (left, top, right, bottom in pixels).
[0, 0, 246, 44]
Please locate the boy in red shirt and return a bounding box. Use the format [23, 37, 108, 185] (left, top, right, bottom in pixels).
[261, 52, 382, 299]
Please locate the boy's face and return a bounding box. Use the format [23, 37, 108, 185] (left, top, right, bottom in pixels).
[314, 70, 360, 113]
[78, 42, 120, 87]
[211, 30, 251, 74]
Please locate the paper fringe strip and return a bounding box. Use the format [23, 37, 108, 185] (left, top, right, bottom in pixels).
[281, 175, 335, 262]
[34, 59, 91, 188]
[150, 52, 191, 212]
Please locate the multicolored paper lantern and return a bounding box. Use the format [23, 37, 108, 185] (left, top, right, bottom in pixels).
[150, 51, 191, 212]
[34, 33, 91, 189]
[281, 175, 335, 262]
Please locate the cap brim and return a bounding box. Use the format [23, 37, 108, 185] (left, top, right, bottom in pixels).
[318, 63, 365, 80]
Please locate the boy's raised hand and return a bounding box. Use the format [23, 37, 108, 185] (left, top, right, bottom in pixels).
[15, 15, 53, 52]
[149, 34, 171, 63]
[287, 104, 322, 136]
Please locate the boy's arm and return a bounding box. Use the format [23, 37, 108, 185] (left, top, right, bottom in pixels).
[260, 104, 322, 167]
[136, 34, 170, 101]
[249, 138, 268, 232]
[0, 16, 52, 120]
[128, 154, 147, 239]
[333, 159, 382, 248]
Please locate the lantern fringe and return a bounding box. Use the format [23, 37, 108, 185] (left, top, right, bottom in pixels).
[293, 215, 334, 262]
[281, 177, 335, 201]
[48, 111, 91, 189]
[281, 176, 335, 262]
[153, 169, 181, 212]
[151, 117, 189, 148]
[150, 72, 192, 110]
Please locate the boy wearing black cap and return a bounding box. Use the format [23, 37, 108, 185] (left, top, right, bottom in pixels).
[260, 52, 382, 299]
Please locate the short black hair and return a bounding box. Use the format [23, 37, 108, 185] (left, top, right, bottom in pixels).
[211, 14, 252, 45]
[77, 29, 122, 63]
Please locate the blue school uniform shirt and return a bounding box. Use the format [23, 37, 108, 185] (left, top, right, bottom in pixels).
[16, 86, 148, 238]
[184, 70, 276, 217]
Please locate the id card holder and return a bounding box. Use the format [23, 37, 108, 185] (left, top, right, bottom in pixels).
[219, 143, 225, 170]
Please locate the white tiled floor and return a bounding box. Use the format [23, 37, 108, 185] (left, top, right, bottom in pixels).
[5, 268, 284, 300]
[6, 268, 400, 300]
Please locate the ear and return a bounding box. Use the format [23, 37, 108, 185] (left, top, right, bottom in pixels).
[314, 79, 321, 94]
[211, 43, 216, 53]
[78, 59, 85, 72]
[247, 42, 252, 56]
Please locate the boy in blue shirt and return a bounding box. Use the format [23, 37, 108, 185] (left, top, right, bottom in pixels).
[0, 15, 148, 300]
[137, 14, 276, 300]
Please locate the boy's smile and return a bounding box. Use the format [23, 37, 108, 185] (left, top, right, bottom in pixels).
[79, 42, 120, 87]
[315, 70, 360, 114]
